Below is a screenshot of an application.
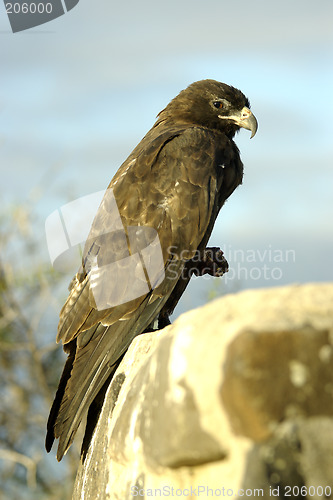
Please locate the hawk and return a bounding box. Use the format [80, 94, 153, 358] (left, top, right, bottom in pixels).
[46, 79, 257, 461]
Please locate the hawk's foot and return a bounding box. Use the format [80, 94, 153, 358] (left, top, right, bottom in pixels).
[190, 246, 228, 277]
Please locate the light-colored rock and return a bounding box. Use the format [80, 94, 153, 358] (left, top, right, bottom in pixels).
[73, 283, 333, 500]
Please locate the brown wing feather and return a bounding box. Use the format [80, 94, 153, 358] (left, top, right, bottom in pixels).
[47, 125, 239, 460]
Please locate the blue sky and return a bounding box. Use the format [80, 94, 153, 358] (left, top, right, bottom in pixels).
[0, 0, 332, 314]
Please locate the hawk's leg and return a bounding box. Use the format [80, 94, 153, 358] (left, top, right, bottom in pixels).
[157, 313, 172, 329]
[156, 246, 228, 329]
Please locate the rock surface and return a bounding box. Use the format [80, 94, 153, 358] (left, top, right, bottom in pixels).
[73, 283, 333, 500]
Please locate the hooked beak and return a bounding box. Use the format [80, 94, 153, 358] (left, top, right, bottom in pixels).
[220, 106, 258, 138]
[233, 107, 258, 138]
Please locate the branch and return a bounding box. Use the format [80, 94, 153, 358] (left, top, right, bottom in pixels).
[0, 448, 37, 489]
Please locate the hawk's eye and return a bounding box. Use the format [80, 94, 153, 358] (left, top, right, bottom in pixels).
[213, 101, 223, 109]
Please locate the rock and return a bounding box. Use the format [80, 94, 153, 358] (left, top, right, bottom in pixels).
[73, 283, 333, 500]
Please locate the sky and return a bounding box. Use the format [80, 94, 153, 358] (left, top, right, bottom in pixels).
[0, 0, 333, 315]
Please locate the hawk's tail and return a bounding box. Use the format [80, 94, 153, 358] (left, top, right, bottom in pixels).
[45, 322, 131, 461]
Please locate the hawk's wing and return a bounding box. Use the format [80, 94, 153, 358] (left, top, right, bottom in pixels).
[46, 124, 241, 460]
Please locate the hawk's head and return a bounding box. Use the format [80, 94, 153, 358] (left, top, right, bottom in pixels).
[157, 79, 258, 139]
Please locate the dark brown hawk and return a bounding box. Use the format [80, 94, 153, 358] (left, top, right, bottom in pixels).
[46, 79, 257, 461]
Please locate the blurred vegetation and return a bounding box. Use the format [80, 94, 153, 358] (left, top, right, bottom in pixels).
[0, 203, 81, 500]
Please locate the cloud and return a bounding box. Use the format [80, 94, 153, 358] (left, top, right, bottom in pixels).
[1, 0, 332, 288]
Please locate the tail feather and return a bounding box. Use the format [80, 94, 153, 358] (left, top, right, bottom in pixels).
[50, 315, 144, 461]
[46, 283, 174, 460]
[45, 339, 76, 453]
[80, 354, 125, 462]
